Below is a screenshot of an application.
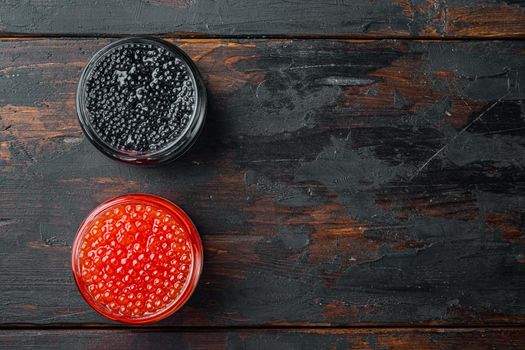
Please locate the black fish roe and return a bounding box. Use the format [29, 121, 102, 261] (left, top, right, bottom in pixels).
[84, 43, 196, 152]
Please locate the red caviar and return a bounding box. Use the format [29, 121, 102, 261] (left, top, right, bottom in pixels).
[72, 194, 203, 324]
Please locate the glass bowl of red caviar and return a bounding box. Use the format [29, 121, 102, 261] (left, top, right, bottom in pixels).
[71, 194, 203, 324]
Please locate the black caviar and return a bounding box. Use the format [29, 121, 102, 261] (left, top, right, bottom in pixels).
[84, 42, 196, 152]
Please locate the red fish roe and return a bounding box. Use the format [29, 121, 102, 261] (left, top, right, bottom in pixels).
[72, 194, 203, 324]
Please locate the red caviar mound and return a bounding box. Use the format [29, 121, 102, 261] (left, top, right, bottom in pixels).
[72, 194, 202, 324]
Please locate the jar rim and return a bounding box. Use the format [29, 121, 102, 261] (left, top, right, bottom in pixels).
[76, 37, 207, 165]
[71, 194, 204, 324]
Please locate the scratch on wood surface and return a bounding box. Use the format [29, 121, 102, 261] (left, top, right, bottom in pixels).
[482, 126, 525, 136]
[146, 0, 195, 7]
[315, 76, 376, 86]
[409, 94, 508, 181]
[133, 0, 145, 21]
[442, 0, 449, 34]
[287, 63, 353, 71]
[394, 0, 415, 17]
[39, 223, 69, 247]
[60, 136, 83, 145]
[0, 218, 15, 227]
[255, 79, 266, 101]
[32, 310, 93, 323]
[192, 45, 221, 61]
[451, 80, 472, 111]
[214, 1, 225, 25]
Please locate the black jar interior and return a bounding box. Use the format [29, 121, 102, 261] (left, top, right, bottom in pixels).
[76, 37, 206, 165]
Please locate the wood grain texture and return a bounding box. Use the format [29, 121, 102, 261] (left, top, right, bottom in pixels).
[1, 328, 525, 349]
[0, 1, 524, 38]
[0, 38, 524, 326]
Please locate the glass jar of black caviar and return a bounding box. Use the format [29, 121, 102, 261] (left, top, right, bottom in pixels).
[77, 37, 206, 165]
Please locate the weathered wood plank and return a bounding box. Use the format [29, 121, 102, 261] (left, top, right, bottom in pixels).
[1, 328, 525, 349]
[0, 1, 524, 38]
[0, 38, 524, 326]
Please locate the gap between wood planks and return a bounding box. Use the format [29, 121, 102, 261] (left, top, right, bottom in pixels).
[1, 324, 525, 331]
[1, 33, 525, 41]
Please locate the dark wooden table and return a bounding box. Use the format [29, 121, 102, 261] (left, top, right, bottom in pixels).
[1, 1, 525, 349]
